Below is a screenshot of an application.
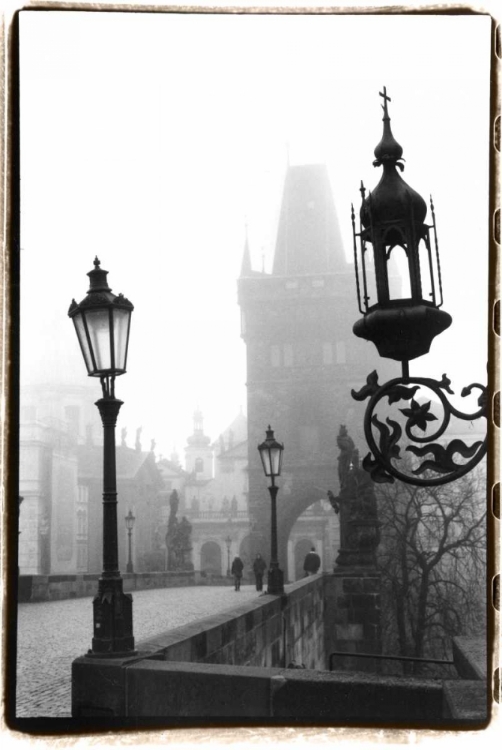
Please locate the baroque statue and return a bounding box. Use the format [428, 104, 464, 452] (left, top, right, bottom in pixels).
[327, 425, 380, 567]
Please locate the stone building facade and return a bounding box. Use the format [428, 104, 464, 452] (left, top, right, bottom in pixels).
[18, 382, 164, 576]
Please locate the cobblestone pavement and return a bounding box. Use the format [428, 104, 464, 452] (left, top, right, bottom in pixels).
[16, 584, 259, 718]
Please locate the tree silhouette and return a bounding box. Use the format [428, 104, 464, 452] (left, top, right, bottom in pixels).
[377, 464, 486, 674]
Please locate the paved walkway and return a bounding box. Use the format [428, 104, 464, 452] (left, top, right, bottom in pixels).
[16, 584, 259, 718]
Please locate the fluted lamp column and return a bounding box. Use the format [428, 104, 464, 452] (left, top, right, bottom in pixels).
[68, 257, 136, 657]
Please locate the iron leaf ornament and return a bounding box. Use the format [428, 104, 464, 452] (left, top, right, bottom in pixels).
[353, 372, 487, 486]
[399, 399, 438, 432]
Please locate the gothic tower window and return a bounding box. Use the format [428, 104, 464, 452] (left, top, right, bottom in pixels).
[194, 457, 204, 473]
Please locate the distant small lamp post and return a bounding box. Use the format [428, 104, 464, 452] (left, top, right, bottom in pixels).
[69, 257, 136, 657]
[258, 425, 284, 595]
[125, 510, 136, 574]
[350, 88, 487, 486]
[224, 535, 232, 577]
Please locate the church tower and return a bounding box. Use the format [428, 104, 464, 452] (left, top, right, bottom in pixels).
[184, 409, 213, 480]
[238, 164, 383, 574]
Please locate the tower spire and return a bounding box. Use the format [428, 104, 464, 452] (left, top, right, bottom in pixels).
[240, 220, 252, 277]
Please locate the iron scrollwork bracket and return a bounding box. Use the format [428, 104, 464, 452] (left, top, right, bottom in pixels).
[352, 370, 487, 486]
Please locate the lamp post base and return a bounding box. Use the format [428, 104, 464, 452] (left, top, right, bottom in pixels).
[88, 577, 136, 657]
[267, 565, 284, 595]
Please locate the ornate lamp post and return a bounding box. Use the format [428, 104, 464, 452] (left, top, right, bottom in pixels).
[225, 534, 232, 577]
[69, 257, 136, 657]
[258, 426, 285, 595]
[125, 510, 136, 574]
[350, 89, 487, 486]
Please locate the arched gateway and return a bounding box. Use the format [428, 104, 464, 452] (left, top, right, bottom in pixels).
[238, 164, 393, 574]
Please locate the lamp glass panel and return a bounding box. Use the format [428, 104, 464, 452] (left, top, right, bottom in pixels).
[259, 447, 272, 476]
[125, 513, 135, 530]
[270, 446, 282, 476]
[73, 312, 94, 374]
[113, 308, 131, 372]
[418, 242, 434, 303]
[85, 308, 112, 372]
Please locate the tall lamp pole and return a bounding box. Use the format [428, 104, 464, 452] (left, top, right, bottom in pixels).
[225, 535, 232, 577]
[258, 426, 284, 595]
[125, 510, 136, 574]
[69, 258, 136, 657]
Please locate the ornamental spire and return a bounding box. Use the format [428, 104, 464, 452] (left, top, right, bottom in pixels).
[373, 86, 404, 168]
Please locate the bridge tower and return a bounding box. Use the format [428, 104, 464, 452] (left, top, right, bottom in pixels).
[238, 164, 383, 576]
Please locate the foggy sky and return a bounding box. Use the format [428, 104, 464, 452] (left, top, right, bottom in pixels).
[19, 11, 491, 459]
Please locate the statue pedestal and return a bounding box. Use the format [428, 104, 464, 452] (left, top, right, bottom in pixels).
[324, 566, 382, 673]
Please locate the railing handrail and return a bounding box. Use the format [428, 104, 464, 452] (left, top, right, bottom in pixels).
[329, 650, 454, 671]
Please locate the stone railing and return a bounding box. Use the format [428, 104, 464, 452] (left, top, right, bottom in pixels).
[135, 573, 325, 670]
[72, 574, 326, 716]
[189, 510, 248, 520]
[18, 570, 197, 602]
[71, 574, 488, 723]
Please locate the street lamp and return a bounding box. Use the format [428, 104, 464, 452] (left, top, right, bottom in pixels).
[258, 425, 284, 595]
[350, 89, 487, 486]
[224, 534, 232, 577]
[125, 510, 136, 574]
[69, 258, 136, 657]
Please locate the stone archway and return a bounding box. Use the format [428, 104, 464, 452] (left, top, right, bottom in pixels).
[200, 541, 222, 576]
[285, 496, 340, 581]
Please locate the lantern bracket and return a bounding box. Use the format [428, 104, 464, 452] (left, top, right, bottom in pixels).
[352, 370, 487, 486]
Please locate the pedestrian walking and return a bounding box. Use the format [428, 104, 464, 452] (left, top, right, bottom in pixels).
[303, 547, 321, 577]
[252, 554, 267, 591]
[231, 555, 244, 590]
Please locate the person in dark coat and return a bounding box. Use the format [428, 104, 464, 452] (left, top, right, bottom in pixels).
[231, 555, 244, 590]
[252, 554, 267, 591]
[303, 547, 321, 576]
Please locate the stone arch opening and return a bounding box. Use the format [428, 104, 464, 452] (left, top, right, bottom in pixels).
[285, 496, 339, 582]
[294, 538, 313, 580]
[200, 541, 222, 576]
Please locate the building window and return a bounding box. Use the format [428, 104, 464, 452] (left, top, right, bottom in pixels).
[271, 345, 281, 367]
[322, 342, 333, 365]
[312, 278, 325, 288]
[336, 341, 346, 364]
[76, 509, 87, 536]
[283, 343, 293, 367]
[194, 457, 204, 473]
